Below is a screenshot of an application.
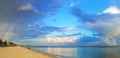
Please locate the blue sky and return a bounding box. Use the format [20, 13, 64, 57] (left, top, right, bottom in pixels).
[0, 0, 120, 46]
[76, 0, 110, 14]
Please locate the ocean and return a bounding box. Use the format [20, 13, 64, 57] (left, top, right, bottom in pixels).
[27, 46, 120, 58]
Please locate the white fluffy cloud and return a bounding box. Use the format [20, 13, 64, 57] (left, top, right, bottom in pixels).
[20, 36, 77, 45]
[17, 4, 45, 16]
[17, 4, 33, 11]
[47, 37, 77, 43]
[103, 6, 120, 14]
[85, 15, 120, 45]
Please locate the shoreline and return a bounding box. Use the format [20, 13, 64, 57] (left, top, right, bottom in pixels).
[23, 46, 59, 58]
[0, 46, 58, 58]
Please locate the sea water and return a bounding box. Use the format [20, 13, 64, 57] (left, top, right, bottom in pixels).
[28, 46, 120, 58]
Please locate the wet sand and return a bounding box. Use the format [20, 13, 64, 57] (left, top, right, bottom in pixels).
[0, 46, 57, 58]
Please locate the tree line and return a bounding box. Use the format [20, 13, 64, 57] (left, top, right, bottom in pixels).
[0, 39, 17, 46]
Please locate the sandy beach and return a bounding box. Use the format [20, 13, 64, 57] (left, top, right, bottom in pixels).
[0, 46, 57, 58]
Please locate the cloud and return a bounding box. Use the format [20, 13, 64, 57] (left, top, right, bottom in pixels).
[56, 32, 81, 37]
[56, 27, 79, 36]
[71, 7, 96, 23]
[17, 4, 33, 11]
[74, 36, 106, 46]
[19, 36, 77, 45]
[0, 0, 65, 24]
[71, 6, 120, 45]
[84, 15, 120, 45]
[76, 36, 101, 42]
[62, 27, 77, 31]
[22, 35, 105, 46]
[103, 6, 120, 14]
[47, 37, 77, 43]
[0, 0, 66, 42]
[17, 4, 46, 16]
[14, 25, 62, 39]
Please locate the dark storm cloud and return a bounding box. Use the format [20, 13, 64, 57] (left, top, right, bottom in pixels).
[0, 0, 65, 39]
[73, 36, 106, 46]
[71, 7, 120, 23]
[56, 32, 81, 37]
[15, 25, 62, 39]
[71, 6, 120, 45]
[76, 36, 101, 42]
[0, 0, 64, 23]
[71, 6, 120, 36]
[71, 7, 96, 23]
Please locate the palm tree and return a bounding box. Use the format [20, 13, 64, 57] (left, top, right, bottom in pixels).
[4, 41, 7, 46]
[0, 39, 3, 44]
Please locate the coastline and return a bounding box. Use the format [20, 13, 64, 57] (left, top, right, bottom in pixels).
[23, 46, 60, 58]
[0, 46, 57, 58]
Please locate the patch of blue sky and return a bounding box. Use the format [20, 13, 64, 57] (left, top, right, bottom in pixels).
[43, 7, 78, 28]
[76, 0, 112, 14]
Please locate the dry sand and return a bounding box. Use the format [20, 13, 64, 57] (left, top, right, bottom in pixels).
[0, 46, 57, 58]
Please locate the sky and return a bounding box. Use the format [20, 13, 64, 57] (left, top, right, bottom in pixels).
[0, 0, 120, 46]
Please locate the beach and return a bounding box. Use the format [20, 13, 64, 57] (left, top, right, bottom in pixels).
[0, 46, 57, 58]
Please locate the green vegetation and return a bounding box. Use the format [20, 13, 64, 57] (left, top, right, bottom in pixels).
[0, 39, 17, 46]
[0, 39, 2, 44]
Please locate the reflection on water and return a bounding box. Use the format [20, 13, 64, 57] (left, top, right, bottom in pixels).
[31, 47, 120, 58]
[47, 48, 77, 57]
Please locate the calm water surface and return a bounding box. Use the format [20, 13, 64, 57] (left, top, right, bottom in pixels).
[29, 46, 120, 58]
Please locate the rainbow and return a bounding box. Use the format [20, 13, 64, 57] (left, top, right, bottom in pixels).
[2, 31, 9, 42]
